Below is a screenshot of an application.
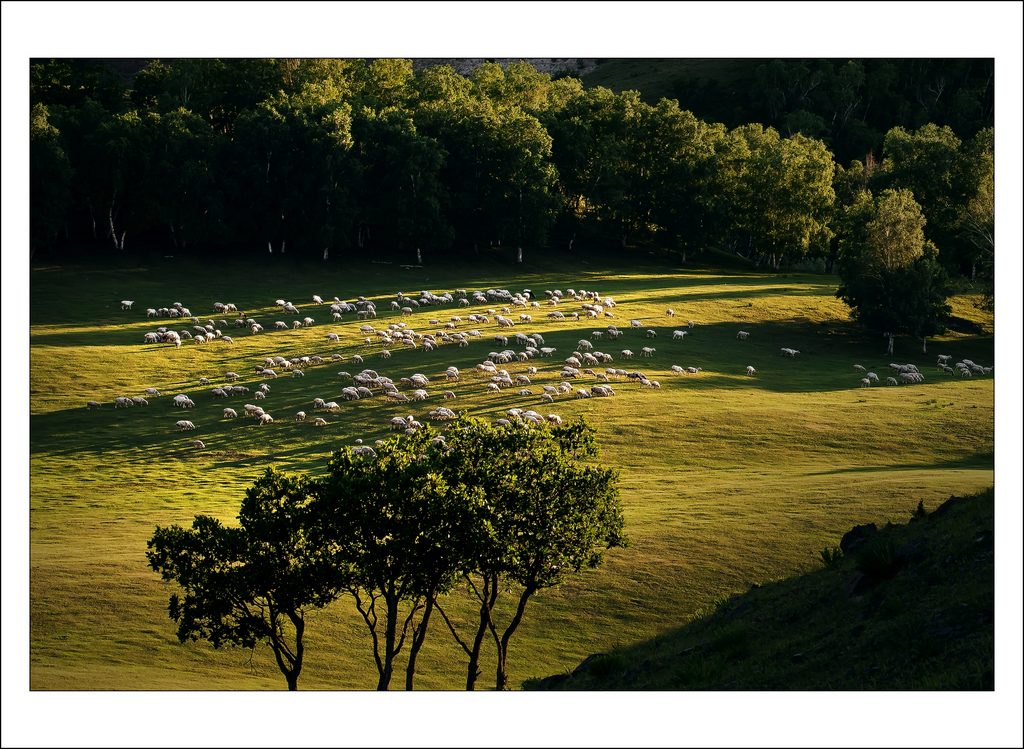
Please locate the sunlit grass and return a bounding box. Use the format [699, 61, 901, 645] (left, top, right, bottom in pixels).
[29, 255, 994, 689]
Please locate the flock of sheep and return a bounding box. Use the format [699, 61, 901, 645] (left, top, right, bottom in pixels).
[106, 287, 991, 455]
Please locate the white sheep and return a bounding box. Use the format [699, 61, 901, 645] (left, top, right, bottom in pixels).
[86, 400, 102, 409]
[120, 300, 135, 311]
[176, 420, 197, 431]
[886, 377, 899, 386]
[258, 413, 275, 426]
[295, 411, 307, 422]
[745, 365, 756, 376]
[223, 408, 238, 418]
[640, 347, 656, 357]
[312, 417, 328, 427]
[859, 378, 871, 387]
[666, 309, 675, 317]
[672, 330, 687, 341]
[736, 331, 750, 340]
[853, 364, 866, 373]
[645, 329, 657, 339]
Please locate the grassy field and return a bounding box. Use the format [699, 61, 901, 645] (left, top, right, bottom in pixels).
[28, 254, 994, 690]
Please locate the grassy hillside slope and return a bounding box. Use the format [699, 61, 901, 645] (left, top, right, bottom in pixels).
[28, 255, 994, 689]
[528, 488, 994, 690]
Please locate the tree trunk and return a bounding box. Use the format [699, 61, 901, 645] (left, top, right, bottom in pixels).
[280, 240, 286, 254]
[466, 575, 496, 691]
[416, 248, 423, 265]
[378, 597, 398, 690]
[285, 671, 298, 691]
[405, 597, 434, 691]
[921, 336, 927, 354]
[516, 246, 523, 263]
[268, 240, 273, 254]
[885, 333, 894, 356]
[494, 585, 536, 691]
[108, 201, 119, 251]
[323, 246, 329, 261]
[88, 199, 97, 240]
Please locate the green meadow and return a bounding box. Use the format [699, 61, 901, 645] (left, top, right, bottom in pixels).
[29, 255, 994, 690]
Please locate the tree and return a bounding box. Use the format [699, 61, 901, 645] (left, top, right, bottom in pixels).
[958, 127, 994, 302]
[430, 417, 626, 690]
[311, 430, 472, 690]
[146, 469, 340, 690]
[836, 188, 952, 354]
[352, 108, 451, 263]
[30, 103, 72, 256]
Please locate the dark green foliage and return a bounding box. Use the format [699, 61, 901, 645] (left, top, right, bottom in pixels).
[146, 469, 340, 690]
[30, 57, 992, 288]
[854, 539, 902, 581]
[662, 59, 993, 165]
[819, 546, 844, 568]
[836, 189, 952, 351]
[311, 428, 474, 690]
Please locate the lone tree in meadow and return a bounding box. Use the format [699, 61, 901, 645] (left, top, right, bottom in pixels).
[836, 188, 952, 354]
[430, 417, 626, 691]
[146, 469, 340, 690]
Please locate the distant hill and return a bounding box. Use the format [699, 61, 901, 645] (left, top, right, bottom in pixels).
[528, 487, 994, 690]
[581, 58, 760, 103]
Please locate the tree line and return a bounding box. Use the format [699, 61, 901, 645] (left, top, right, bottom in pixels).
[147, 417, 626, 691]
[30, 58, 995, 340]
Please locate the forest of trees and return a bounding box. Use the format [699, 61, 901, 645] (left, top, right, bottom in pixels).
[29, 57, 993, 302]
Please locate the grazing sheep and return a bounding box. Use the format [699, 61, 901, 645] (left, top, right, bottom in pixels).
[621, 349, 634, 359]
[86, 400, 102, 409]
[225, 372, 240, 382]
[672, 330, 687, 341]
[144, 387, 160, 397]
[780, 348, 801, 357]
[120, 300, 135, 311]
[866, 372, 879, 383]
[192, 439, 206, 449]
[736, 331, 750, 340]
[312, 295, 323, 305]
[886, 377, 899, 386]
[685, 366, 701, 374]
[859, 378, 871, 387]
[629, 319, 642, 328]
[666, 309, 675, 317]
[176, 420, 197, 431]
[645, 330, 657, 339]
[640, 347, 656, 357]
[745, 365, 756, 376]
[258, 413, 275, 426]
[295, 411, 307, 421]
[853, 364, 866, 373]
[312, 417, 328, 427]
[443, 390, 456, 400]
[223, 408, 238, 418]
